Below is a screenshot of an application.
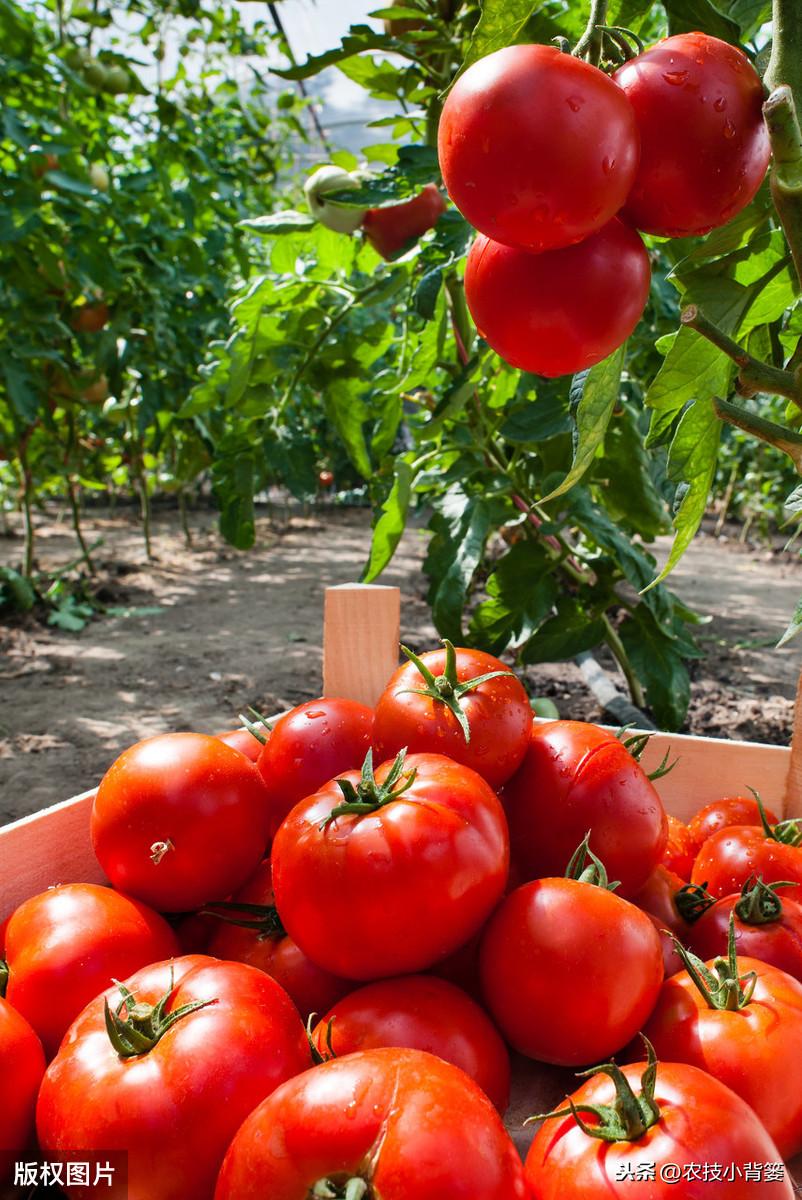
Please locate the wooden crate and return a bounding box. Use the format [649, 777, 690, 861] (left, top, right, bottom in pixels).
[2, 583, 801, 1176]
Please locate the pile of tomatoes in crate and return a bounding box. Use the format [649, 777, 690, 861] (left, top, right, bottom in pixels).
[3, 641, 802, 1198]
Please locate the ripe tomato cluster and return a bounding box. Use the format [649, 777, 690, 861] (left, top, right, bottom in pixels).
[439, 34, 770, 377]
[1, 646, 801, 1198]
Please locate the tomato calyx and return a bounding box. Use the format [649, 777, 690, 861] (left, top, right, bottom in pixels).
[752, 786, 802, 847]
[104, 969, 217, 1059]
[307, 1014, 336, 1065]
[0, 959, 7, 998]
[734, 875, 796, 926]
[527, 1038, 660, 1142]
[617, 727, 677, 782]
[674, 882, 715, 924]
[235, 706, 273, 746]
[201, 900, 286, 942]
[398, 639, 514, 745]
[565, 833, 620, 892]
[672, 913, 757, 1012]
[309, 1178, 370, 1200]
[321, 749, 417, 830]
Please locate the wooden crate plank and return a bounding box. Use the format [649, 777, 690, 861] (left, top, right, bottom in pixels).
[323, 583, 400, 706]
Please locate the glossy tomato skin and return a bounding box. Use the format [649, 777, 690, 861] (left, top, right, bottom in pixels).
[641, 956, 802, 1158]
[525, 1059, 794, 1199]
[363, 184, 446, 259]
[464, 222, 650, 379]
[213, 727, 264, 762]
[214, 1048, 529, 1200]
[632, 865, 689, 936]
[4, 883, 178, 1059]
[311, 975, 510, 1113]
[0, 999, 45, 1181]
[662, 814, 695, 880]
[256, 698, 373, 839]
[687, 795, 780, 855]
[502, 720, 667, 897]
[91, 733, 270, 912]
[615, 33, 770, 237]
[687, 894, 802, 984]
[479, 878, 663, 1065]
[691, 825, 802, 902]
[373, 647, 532, 789]
[438, 44, 639, 252]
[272, 753, 509, 980]
[206, 859, 352, 1020]
[37, 955, 309, 1200]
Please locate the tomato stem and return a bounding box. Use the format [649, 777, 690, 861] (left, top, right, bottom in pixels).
[310, 1178, 370, 1200]
[670, 914, 757, 1011]
[751, 784, 802, 845]
[674, 882, 715, 924]
[681, 306, 801, 405]
[398, 639, 514, 744]
[104, 968, 217, 1059]
[734, 876, 795, 925]
[564, 833, 620, 891]
[713, 396, 802, 474]
[322, 748, 417, 829]
[766, 0, 802, 116]
[572, 0, 609, 66]
[201, 900, 286, 941]
[764, 86, 802, 292]
[0, 960, 7, 999]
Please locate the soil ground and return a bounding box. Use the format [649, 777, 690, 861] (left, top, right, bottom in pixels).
[1, 504, 800, 824]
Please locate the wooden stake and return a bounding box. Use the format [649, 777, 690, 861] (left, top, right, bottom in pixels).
[323, 584, 400, 706]
[784, 668, 802, 818]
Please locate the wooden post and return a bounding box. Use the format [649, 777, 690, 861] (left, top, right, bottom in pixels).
[784, 668, 802, 817]
[323, 584, 401, 706]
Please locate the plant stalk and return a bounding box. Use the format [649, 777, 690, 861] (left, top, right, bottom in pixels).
[573, 0, 609, 65]
[764, 87, 802, 292]
[601, 613, 646, 710]
[681, 306, 801, 404]
[67, 477, 95, 574]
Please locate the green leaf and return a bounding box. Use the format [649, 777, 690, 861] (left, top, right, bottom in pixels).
[469, 540, 558, 655]
[619, 605, 691, 729]
[0, 565, 35, 612]
[542, 346, 625, 503]
[414, 268, 443, 320]
[3, 361, 39, 424]
[520, 597, 606, 663]
[498, 382, 571, 443]
[662, 0, 741, 40]
[648, 398, 722, 589]
[645, 330, 731, 447]
[326, 145, 440, 208]
[363, 459, 414, 582]
[272, 26, 391, 80]
[778, 597, 802, 648]
[599, 404, 669, 540]
[463, 0, 543, 71]
[239, 211, 316, 234]
[425, 488, 506, 641]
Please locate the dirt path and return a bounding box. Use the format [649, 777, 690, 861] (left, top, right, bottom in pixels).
[1, 506, 799, 824]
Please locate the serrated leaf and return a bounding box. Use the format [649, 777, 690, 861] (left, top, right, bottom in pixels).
[663, 0, 741, 40]
[469, 540, 557, 655]
[414, 268, 443, 320]
[272, 26, 392, 80]
[778, 597, 802, 648]
[462, 0, 543, 71]
[645, 330, 732, 447]
[239, 211, 316, 234]
[363, 459, 414, 582]
[520, 597, 605, 663]
[542, 346, 625, 502]
[619, 605, 691, 729]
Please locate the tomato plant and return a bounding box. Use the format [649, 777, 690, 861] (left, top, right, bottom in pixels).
[91, 733, 270, 911]
[271, 749, 509, 980]
[37, 955, 309, 1200]
[3, 882, 178, 1058]
[0, 997, 45, 1182]
[214, 1048, 529, 1200]
[311, 974, 510, 1113]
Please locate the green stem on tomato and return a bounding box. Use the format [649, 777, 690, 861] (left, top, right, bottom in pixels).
[764, 86, 802, 292]
[713, 396, 802, 474]
[681, 305, 801, 404]
[601, 613, 645, 710]
[766, 0, 802, 110]
[572, 0, 610, 66]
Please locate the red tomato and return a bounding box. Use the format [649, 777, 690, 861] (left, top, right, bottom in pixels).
[632, 864, 691, 936]
[687, 794, 780, 855]
[0, 998, 45, 1181]
[479, 876, 663, 1065]
[213, 727, 264, 762]
[272, 751, 509, 980]
[214, 1048, 529, 1200]
[205, 859, 352, 1020]
[525, 1053, 794, 1198]
[311, 975, 510, 1113]
[37, 956, 309, 1200]
[438, 44, 639, 252]
[691, 824, 802, 902]
[256, 697, 373, 839]
[70, 301, 109, 333]
[662, 814, 695, 880]
[372, 642, 531, 788]
[91, 733, 270, 912]
[428, 927, 484, 999]
[641, 955, 802, 1158]
[687, 878, 802, 985]
[4, 883, 178, 1059]
[464, 221, 650, 378]
[615, 33, 770, 237]
[317, 469, 334, 487]
[502, 720, 667, 897]
[363, 184, 445, 259]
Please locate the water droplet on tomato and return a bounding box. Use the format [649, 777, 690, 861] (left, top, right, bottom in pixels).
[566, 95, 584, 112]
[306, 710, 326, 719]
[724, 119, 736, 139]
[662, 70, 688, 86]
[713, 96, 727, 112]
[602, 156, 615, 174]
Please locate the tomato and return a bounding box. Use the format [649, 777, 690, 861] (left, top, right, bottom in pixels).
[614, 33, 770, 237]
[502, 720, 667, 897]
[215, 1047, 529, 1200]
[372, 641, 531, 789]
[662, 814, 695, 880]
[438, 44, 639, 252]
[691, 823, 802, 902]
[632, 864, 692, 936]
[213, 726, 264, 762]
[91, 733, 270, 912]
[70, 301, 109, 333]
[37, 956, 309, 1200]
[464, 221, 650, 379]
[205, 859, 352, 1020]
[272, 750, 509, 980]
[641, 953, 802, 1158]
[362, 184, 445, 260]
[687, 877, 802, 985]
[317, 469, 334, 488]
[479, 872, 663, 1065]
[256, 697, 373, 839]
[0, 998, 45, 1181]
[687, 794, 780, 855]
[311, 975, 510, 1113]
[3, 883, 178, 1059]
[525, 1049, 794, 1198]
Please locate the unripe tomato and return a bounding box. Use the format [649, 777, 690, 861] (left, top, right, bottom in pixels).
[615, 33, 770, 237]
[89, 162, 110, 192]
[464, 220, 650, 378]
[363, 184, 446, 259]
[304, 165, 367, 234]
[438, 44, 639, 252]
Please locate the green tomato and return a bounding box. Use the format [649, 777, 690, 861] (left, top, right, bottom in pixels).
[304, 166, 367, 236]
